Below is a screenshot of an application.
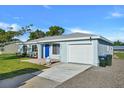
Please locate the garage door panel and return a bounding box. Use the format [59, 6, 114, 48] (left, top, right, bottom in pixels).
[68, 44, 93, 64]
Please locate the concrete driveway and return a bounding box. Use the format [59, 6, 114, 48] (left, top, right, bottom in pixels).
[38, 63, 92, 82]
[20, 63, 92, 88]
[57, 59, 124, 88]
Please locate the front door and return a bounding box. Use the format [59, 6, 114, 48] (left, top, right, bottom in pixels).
[45, 44, 49, 58]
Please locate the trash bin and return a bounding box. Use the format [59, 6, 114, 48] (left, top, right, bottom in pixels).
[99, 55, 107, 67]
[106, 55, 112, 66]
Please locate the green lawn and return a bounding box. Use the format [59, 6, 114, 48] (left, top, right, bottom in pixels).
[115, 53, 124, 59]
[0, 54, 47, 80]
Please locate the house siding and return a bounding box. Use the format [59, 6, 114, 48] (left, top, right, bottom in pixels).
[18, 37, 113, 66]
[37, 44, 43, 59]
[92, 40, 99, 66]
[98, 39, 113, 56]
[60, 42, 68, 63]
[60, 40, 111, 66]
[26, 45, 30, 55]
[1, 43, 18, 54]
[60, 40, 94, 64]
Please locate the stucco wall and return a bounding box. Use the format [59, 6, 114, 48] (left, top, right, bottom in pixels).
[60, 40, 94, 64]
[98, 40, 113, 56]
[60, 42, 68, 63]
[19, 39, 112, 66]
[60, 39, 112, 66]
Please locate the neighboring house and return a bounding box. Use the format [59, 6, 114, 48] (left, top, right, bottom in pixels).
[113, 46, 124, 53]
[0, 42, 20, 54]
[18, 33, 113, 66]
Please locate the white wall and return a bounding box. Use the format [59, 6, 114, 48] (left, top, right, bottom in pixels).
[60, 42, 68, 63]
[37, 44, 43, 59]
[60, 40, 95, 64]
[98, 43, 113, 56]
[92, 40, 99, 66]
[60, 40, 111, 66]
[26, 45, 30, 54]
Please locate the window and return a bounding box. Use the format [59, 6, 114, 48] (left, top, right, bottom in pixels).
[23, 45, 27, 53]
[52, 44, 60, 55]
[32, 45, 37, 52]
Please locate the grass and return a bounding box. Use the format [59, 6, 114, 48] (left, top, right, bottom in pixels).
[0, 54, 48, 80]
[115, 52, 124, 59]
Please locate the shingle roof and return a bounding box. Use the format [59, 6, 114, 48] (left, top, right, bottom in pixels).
[0, 41, 23, 46]
[25, 33, 97, 44]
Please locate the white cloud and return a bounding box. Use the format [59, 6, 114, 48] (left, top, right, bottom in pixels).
[0, 22, 21, 31]
[105, 6, 124, 19]
[105, 12, 124, 19]
[42, 5, 51, 9]
[0, 22, 9, 30]
[41, 28, 49, 32]
[111, 12, 124, 17]
[10, 24, 20, 31]
[67, 27, 93, 34]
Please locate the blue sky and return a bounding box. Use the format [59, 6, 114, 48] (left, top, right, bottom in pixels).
[0, 5, 124, 41]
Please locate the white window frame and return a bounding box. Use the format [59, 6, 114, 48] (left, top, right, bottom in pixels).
[52, 44, 60, 55]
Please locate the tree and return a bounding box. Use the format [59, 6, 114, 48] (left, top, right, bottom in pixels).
[19, 24, 33, 35]
[0, 24, 33, 46]
[113, 40, 124, 46]
[28, 25, 65, 40]
[0, 29, 6, 43]
[29, 29, 45, 40]
[46, 26, 64, 36]
[0, 30, 16, 43]
[0, 29, 17, 47]
[0, 28, 5, 33]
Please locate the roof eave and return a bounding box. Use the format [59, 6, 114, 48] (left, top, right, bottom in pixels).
[23, 36, 113, 44]
[99, 36, 113, 44]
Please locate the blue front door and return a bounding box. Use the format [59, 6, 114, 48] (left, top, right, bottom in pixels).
[45, 44, 49, 58]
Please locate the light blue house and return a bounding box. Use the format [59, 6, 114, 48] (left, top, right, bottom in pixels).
[18, 33, 113, 66]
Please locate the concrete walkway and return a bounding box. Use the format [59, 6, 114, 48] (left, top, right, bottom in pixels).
[21, 59, 40, 64]
[20, 63, 92, 88]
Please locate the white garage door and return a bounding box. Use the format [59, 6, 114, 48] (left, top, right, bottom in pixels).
[68, 44, 93, 65]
